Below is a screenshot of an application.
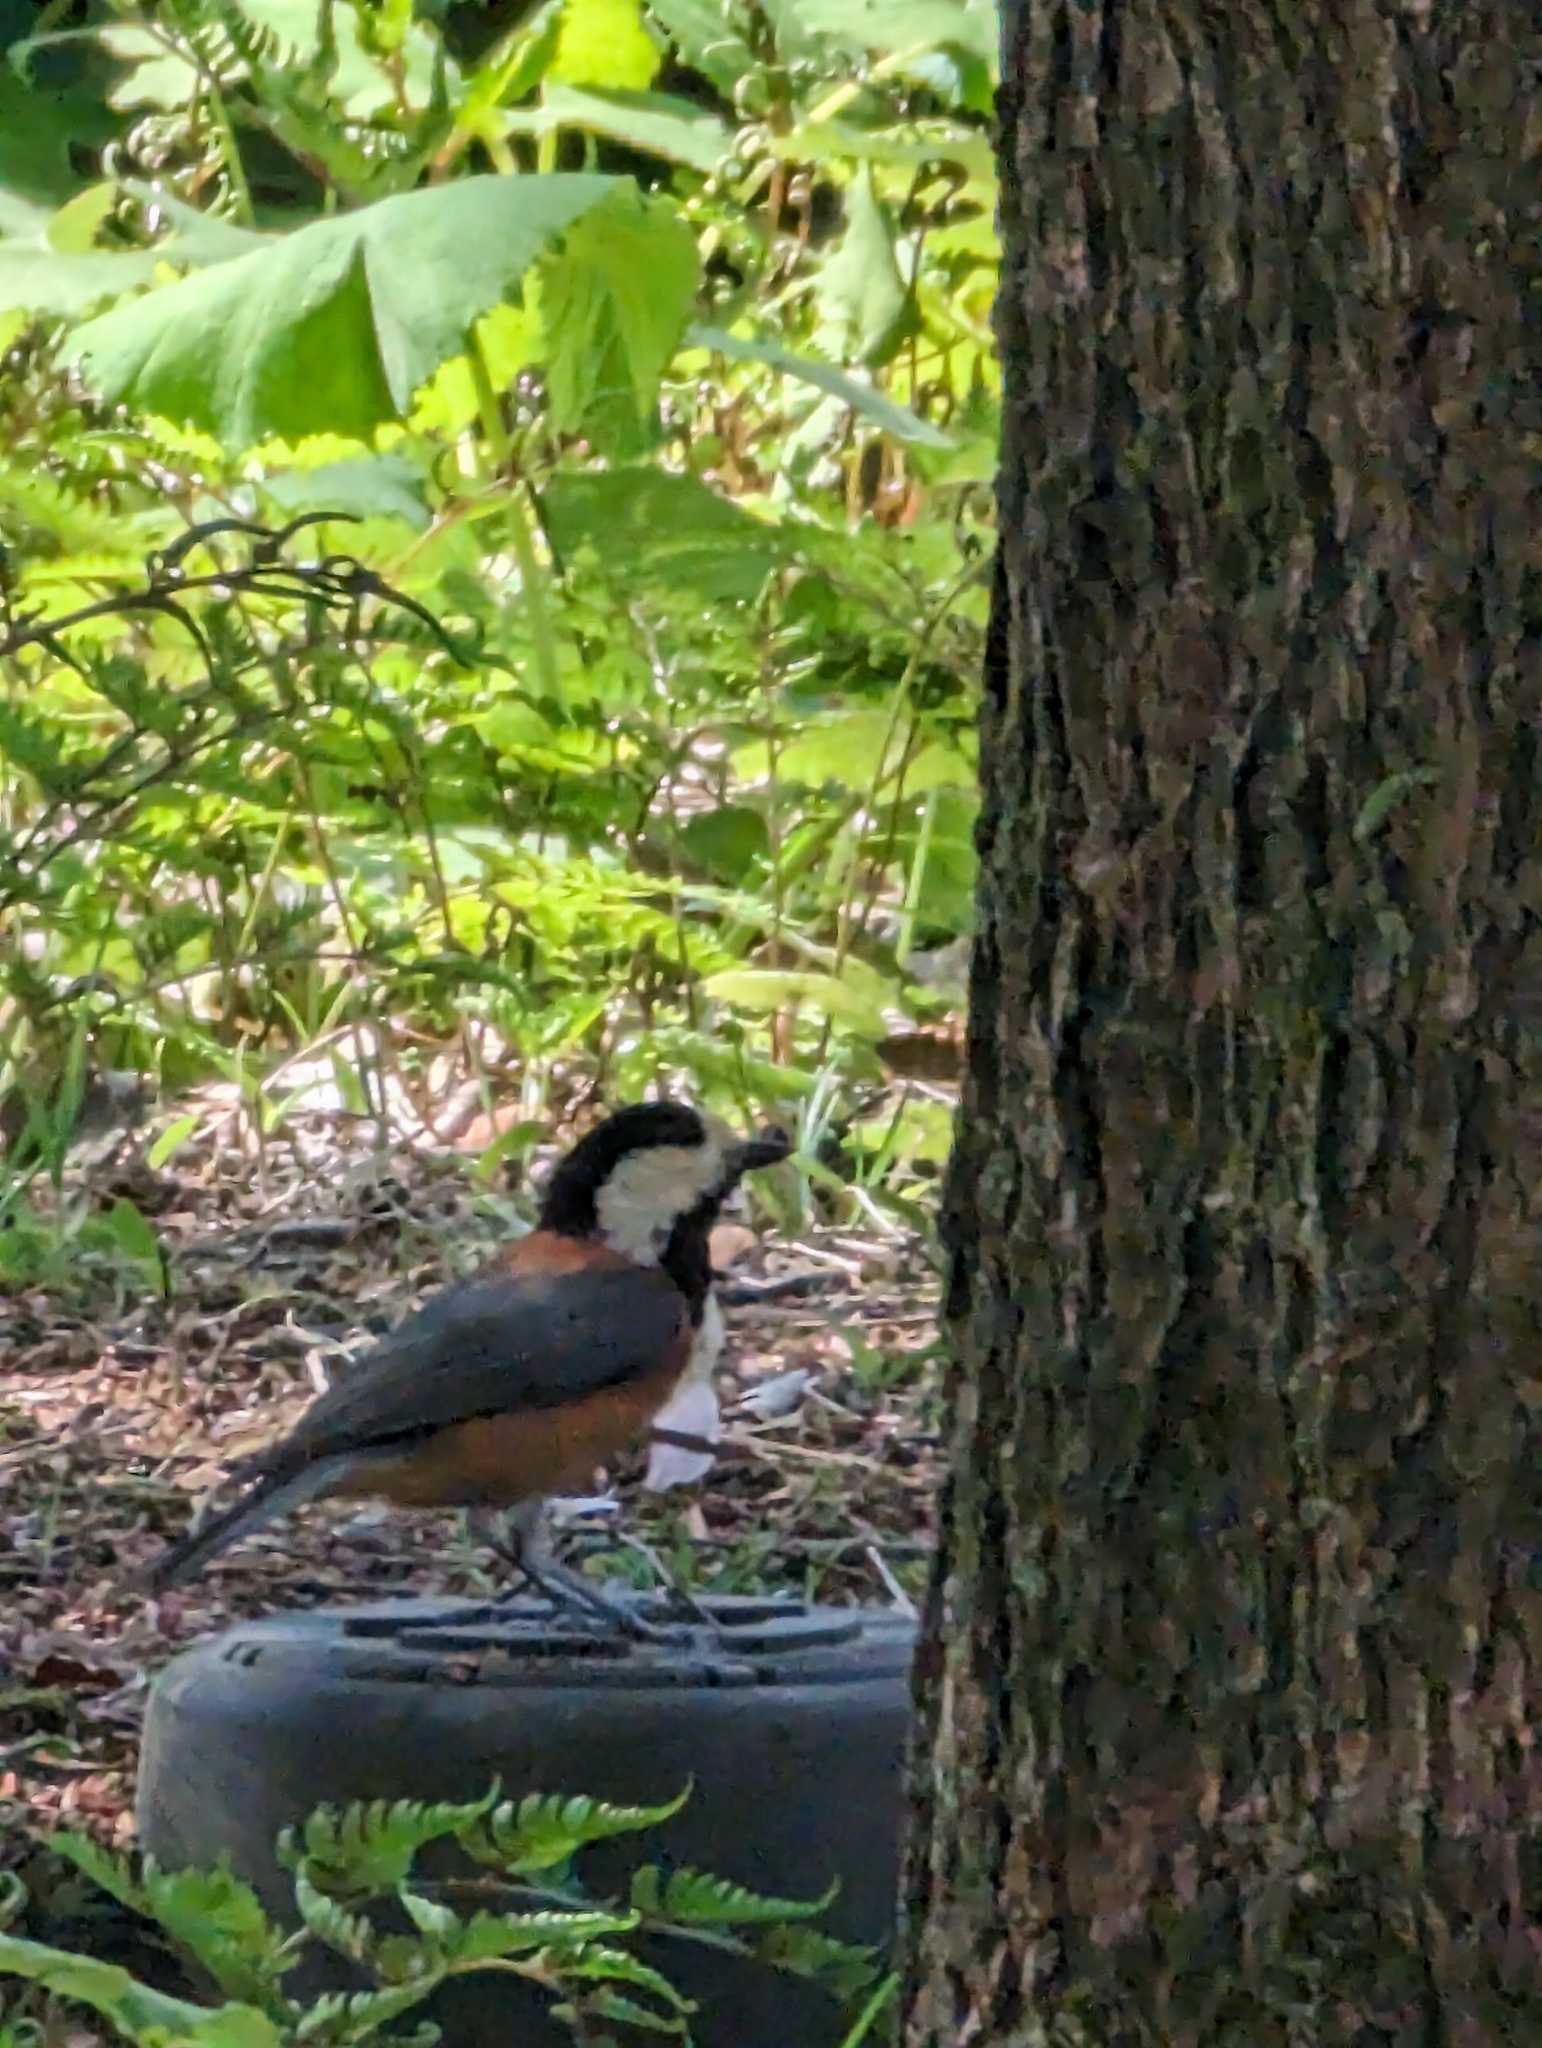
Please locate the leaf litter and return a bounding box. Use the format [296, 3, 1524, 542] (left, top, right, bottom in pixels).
[0, 1097, 941, 1915]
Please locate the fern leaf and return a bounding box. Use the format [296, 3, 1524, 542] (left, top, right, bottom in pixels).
[557, 1944, 693, 2011]
[754, 1924, 881, 2002]
[290, 1981, 443, 2045]
[460, 1784, 691, 1875]
[138, 1858, 289, 2008]
[630, 1865, 839, 1927]
[397, 1891, 460, 1946]
[552, 1987, 690, 2037]
[278, 1785, 500, 1893]
[292, 1870, 376, 1964]
[446, 1907, 639, 1963]
[50, 1833, 147, 1917]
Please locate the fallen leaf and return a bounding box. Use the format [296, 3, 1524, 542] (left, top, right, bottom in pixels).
[709, 1222, 757, 1269]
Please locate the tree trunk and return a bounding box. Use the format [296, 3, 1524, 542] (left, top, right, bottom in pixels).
[901, 5, 1542, 2042]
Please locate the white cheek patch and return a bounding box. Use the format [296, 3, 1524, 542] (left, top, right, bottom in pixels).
[595, 1137, 730, 1262]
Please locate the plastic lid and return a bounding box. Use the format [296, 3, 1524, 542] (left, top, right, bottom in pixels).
[211, 1593, 915, 1691]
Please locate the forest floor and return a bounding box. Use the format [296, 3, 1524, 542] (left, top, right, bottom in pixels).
[0, 1102, 941, 1966]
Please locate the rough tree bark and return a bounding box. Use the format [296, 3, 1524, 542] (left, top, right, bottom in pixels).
[901, 4, 1542, 2042]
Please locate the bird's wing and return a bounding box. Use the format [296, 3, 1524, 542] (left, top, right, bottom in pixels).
[262, 1262, 691, 1474]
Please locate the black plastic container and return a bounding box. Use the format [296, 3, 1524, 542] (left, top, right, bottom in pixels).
[138, 1592, 917, 2046]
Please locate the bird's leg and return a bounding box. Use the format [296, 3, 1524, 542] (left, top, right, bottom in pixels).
[470, 1503, 686, 1645]
[609, 1528, 728, 1637]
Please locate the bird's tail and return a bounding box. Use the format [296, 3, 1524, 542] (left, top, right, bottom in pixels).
[136, 1461, 338, 1594]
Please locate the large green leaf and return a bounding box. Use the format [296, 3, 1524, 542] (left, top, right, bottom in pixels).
[67, 173, 623, 448]
[541, 467, 792, 598]
[262, 454, 432, 531]
[540, 191, 698, 456]
[0, 173, 281, 319]
[680, 805, 771, 881]
[789, 0, 995, 65]
[119, 183, 271, 265]
[737, 708, 973, 793]
[0, 189, 165, 317]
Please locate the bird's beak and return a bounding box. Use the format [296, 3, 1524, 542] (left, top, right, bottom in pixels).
[729, 1124, 792, 1175]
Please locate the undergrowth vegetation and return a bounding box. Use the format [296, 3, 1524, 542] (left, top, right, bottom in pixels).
[0, 1780, 892, 2044]
[0, 0, 997, 1281]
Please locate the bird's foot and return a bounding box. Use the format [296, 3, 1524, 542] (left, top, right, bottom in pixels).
[609, 1530, 730, 1640]
[502, 1551, 689, 1645]
[471, 1509, 688, 1644]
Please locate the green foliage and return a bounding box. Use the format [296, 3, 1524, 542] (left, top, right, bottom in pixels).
[69, 175, 630, 445]
[277, 1787, 503, 1895]
[0, 0, 997, 1262]
[0, 1782, 881, 2045]
[629, 1863, 838, 1926]
[0, 1934, 284, 2048]
[458, 1784, 694, 1875]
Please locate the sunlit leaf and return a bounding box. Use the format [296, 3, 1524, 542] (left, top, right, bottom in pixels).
[687, 325, 952, 448]
[539, 189, 698, 456]
[261, 454, 431, 531]
[814, 166, 914, 367]
[702, 968, 889, 1036]
[505, 82, 729, 170]
[68, 174, 623, 447]
[551, 0, 661, 91]
[643, 0, 757, 92]
[0, 189, 165, 317]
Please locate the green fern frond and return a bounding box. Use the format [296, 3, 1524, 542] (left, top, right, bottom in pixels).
[279, 1786, 501, 1893]
[555, 1944, 694, 2012]
[202, 0, 289, 75]
[290, 1981, 443, 2046]
[460, 1783, 691, 1876]
[18, 549, 151, 590]
[437, 1906, 639, 1964]
[292, 1871, 376, 1965]
[0, 470, 149, 556]
[136, 1858, 288, 2009]
[630, 1864, 839, 1927]
[754, 1924, 881, 2002]
[551, 1987, 691, 2038]
[50, 1833, 146, 1917]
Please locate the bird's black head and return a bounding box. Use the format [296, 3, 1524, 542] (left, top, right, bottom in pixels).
[538, 1101, 790, 1308]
